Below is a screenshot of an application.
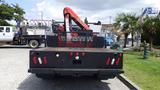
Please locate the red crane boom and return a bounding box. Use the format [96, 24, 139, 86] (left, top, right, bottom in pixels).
[63, 7, 90, 31]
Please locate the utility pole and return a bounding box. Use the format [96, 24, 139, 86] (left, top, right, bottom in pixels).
[40, 11, 43, 20]
[109, 16, 112, 24]
[107, 16, 112, 24]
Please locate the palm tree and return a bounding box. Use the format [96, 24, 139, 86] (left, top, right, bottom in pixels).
[115, 13, 139, 48]
[131, 15, 144, 47]
[142, 16, 160, 50]
[113, 22, 123, 42]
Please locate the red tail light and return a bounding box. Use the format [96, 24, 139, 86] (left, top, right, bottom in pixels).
[69, 52, 73, 57]
[116, 58, 120, 65]
[105, 57, 110, 65]
[76, 52, 79, 56]
[43, 57, 47, 64]
[33, 56, 37, 64]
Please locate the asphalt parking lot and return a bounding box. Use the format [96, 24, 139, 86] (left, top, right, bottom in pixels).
[0, 48, 129, 90]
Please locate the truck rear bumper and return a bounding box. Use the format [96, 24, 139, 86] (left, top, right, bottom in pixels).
[28, 68, 123, 76]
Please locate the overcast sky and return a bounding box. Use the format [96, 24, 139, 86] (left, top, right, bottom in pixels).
[5, 0, 160, 23]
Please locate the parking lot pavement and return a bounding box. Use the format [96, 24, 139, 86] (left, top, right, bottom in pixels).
[0, 48, 129, 90]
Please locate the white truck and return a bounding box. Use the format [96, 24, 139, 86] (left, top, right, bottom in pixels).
[0, 26, 49, 48]
[0, 26, 15, 42]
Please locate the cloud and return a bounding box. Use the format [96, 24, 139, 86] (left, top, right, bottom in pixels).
[27, 0, 160, 23]
[56, 0, 137, 11]
[35, 0, 64, 20]
[144, 0, 160, 10]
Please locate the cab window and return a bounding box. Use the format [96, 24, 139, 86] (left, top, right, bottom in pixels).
[0, 27, 4, 32]
[6, 27, 10, 32]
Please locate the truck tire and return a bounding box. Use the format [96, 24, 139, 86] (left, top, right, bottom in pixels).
[29, 40, 39, 48]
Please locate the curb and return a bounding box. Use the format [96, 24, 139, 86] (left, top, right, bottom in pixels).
[117, 74, 141, 90]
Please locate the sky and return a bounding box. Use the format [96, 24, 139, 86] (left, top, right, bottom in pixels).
[5, 0, 160, 24]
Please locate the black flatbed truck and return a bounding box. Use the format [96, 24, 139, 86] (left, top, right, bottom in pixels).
[28, 7, 124, 79]
[28, 47, 123, 79]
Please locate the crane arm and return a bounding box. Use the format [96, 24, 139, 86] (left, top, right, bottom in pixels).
[63, 7, 90, 31]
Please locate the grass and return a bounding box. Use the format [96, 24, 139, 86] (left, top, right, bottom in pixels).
[124, 52, 160, 90]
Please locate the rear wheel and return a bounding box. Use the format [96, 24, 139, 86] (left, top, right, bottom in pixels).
[29, 40, 39, 48]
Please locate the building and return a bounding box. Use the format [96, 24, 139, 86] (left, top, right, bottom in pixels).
[101, 24, 117, 45]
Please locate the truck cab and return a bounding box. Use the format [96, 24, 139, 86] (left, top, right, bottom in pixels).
[0, 26, 15, 42]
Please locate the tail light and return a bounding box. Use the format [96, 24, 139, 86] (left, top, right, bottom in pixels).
[76, 52, 79, 56]
[69, 52, 73, 57]
[111, 58, 115, 65]
[43, 57, 47, 64]
[33, 56, 37, 64]
[105, 57, 110, 65]
[116, 58, 120, 65]
[55, 53, 60, 58]
[116, 53, 122, 65]
[75, 56, 80, 60]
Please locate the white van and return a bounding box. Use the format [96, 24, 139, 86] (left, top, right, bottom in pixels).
[0, 26, 15, 42]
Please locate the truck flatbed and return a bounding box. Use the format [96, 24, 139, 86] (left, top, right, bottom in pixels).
[29, 47, 123, 79]
[31, 47, 122, 53]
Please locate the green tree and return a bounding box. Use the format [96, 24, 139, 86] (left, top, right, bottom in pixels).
[115, 13, 136, 48]
[126, 15, 136, 46]
[142, 16, 160, 50]
[155, 14, 160, 46]
[12, 4, 25, 23]
[129, 15, 142, 47]
[0, 2, 25, 26]
[113, 22, 123, 42]
[0, 3, 14, 25]
[115, 13, 142, 47]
